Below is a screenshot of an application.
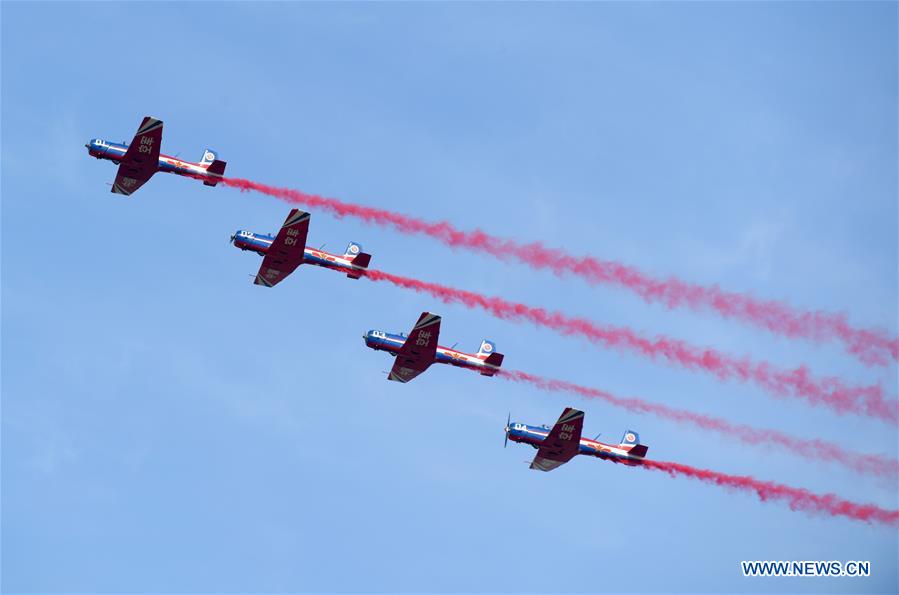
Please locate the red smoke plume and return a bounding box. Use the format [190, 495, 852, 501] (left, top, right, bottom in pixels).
[358, 268, 897, 424]
[498, 369, 898, 481]
[218, 176, 898, 366]
[641, 459, 899, 527]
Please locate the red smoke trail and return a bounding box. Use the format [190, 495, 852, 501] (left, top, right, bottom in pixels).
[498, 369, 898, 481]
[358, 268, 897, 424]
[218, 176, 898, 366]
[641, 459, 899, 527]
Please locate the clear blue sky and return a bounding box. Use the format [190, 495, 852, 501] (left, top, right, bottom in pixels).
[2, 2, 896, 593]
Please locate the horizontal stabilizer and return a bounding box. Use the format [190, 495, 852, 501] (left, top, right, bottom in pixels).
[480, 352, 505, 375]
[203, 159, 227, 186]
[346, 252, 372, 279]
[628, 444, 649, 458]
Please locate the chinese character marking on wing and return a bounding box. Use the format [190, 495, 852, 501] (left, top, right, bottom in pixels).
[138, 135, 155, 153]
[416, 331, 432, 346]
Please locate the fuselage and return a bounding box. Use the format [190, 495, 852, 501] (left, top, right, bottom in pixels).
[363, 330, 501, 375]
[232, 230, 368, 275]
[84, 138, 220, 182]
[506, 422, 646, 465]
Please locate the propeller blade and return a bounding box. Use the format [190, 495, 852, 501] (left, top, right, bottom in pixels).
[504, 412, 510, 448]
[229, 234, 236, 244]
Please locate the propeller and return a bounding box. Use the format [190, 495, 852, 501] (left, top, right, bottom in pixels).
[504, 412, 511, 448]
[229, 233, 236, 245]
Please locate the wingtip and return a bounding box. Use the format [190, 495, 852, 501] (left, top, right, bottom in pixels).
[253, 274, 274, 287]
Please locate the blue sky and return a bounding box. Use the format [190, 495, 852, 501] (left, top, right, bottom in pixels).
[2, 2, 896, 593]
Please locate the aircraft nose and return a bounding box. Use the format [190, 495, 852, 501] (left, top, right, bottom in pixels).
[504, 413, 512, 444]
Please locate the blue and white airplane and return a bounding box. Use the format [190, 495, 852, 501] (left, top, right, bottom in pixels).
[86, 116, 227, 196]
[505, 407, 648, 471]
[231, 209, 372, 287]
[364, 311, 504, 383]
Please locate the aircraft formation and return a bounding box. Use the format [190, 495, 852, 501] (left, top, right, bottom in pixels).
[86, 115, 649, 474]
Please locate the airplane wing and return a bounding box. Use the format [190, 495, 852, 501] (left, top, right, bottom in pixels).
[254, 209, 311, 287]
[111, 116, 163, 196]
[530, 407, 584, 472]
[388, 312, 441, 383]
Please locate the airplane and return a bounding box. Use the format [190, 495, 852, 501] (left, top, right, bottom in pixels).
[231, 208, 372, 287]
[85, 116, 227, 196]
[363, 311, 504, 383]
[504, 407, 648, 471]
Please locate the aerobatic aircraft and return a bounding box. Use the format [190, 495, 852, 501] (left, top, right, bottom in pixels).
[85, 116, 227, 196]
[231, 208, 372, 287]
[505, 407, 648, 471]
[363, 311, 505, 383]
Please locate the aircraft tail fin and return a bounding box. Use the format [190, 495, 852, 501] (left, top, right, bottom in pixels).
[618, 430, 648, 457]
[477, 340, 503, 374]
[203, 159, 227, 186]
[343, 242, 364, 260]
[477, 339, 497, 359]
[200, 149, 219, 167]
[344, 242, 372, 279]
